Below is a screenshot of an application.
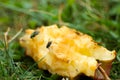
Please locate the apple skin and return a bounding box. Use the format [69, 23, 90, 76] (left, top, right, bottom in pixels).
[94, 58, 116, 80]
[101, 61, 113, 75]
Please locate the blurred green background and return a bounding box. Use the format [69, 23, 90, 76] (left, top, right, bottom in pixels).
[0, 0, 120, 80]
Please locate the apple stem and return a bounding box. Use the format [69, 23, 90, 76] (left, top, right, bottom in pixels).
[98, 66, 111, 80]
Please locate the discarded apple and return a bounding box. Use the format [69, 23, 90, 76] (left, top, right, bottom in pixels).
[20, 25, 116, 80]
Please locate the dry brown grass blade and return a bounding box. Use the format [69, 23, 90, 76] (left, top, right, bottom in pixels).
[4, 27, 10, 47]
[8, 28, 23, 43]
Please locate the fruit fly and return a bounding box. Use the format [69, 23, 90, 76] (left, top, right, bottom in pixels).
[30, 31, 39, 38]
[46, 41, 52, 48]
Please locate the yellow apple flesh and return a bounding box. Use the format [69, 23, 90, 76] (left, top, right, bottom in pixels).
[20, 25, 116, 80]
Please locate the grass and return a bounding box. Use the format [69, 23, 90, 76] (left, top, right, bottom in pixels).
[0, 0, 120, 80]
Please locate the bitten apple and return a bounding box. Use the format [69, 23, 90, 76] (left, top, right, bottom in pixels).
[20, 25, 116, 80]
